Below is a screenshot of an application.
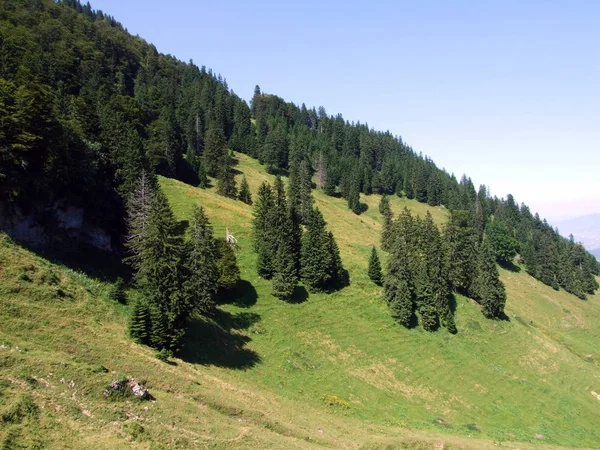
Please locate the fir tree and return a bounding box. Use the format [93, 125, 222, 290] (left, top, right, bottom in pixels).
[186, 206, 219, 315]
[129, 188, 188, 351]
[253, 181, 276, 278]
[379, 194, 390, 215]
[385, 238, 414, 327]
[271, 176, 299, 299]
[216, 152, 237, 198]
[215, 239, 240, 292]
[404, 177, 414, 200]
[272, 238, 298, 301]
[348, 176, 361, 214]
[414, 259, 438, 331]
[445, 210, 477, 294]
[325, 230, 345, 287]
[129, 298, 151, 345]
[125, 171, 155, 275]
[203, 126, 227, 177]
[109, 277, 127, 304]
[301, 207, 332, 292]
[380, 198, 394, 252]
[470, 237, 506, 319]
[238, 175, 252, 205]
[368, 246, 383, 285]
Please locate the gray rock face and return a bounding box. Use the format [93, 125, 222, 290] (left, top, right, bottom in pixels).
[0, 201, 112, 251]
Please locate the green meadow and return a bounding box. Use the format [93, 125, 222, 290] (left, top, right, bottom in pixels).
[1, 152, 599, 449]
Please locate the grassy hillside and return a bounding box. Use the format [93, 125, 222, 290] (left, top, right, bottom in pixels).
[2, 152, 600, 449]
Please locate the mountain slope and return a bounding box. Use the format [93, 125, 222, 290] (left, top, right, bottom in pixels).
[554, 214, 600, 261]
[3, 152, 600, 449]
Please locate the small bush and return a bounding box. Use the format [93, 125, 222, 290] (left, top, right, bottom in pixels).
[109, 277, 127, 304]
[155, 348, 173, 363]
[125, 421, 145, 440]
[321, 394, 350, 409]
[93, 365, 109, 374]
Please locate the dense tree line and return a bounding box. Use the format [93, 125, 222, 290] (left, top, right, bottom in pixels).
[0, 0, 249, 241]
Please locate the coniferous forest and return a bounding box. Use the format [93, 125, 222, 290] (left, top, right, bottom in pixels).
[1, 0, 598, 350]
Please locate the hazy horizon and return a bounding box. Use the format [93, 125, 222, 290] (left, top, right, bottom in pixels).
[89, 0, 600, 222]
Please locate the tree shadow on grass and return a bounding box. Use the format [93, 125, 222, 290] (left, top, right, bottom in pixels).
[498, 260, 521, 273]
[180, 310, 261, 370]
[285, 285, 308, 304]
[23, 239, 129, 283]
[216, 280, 258, 308]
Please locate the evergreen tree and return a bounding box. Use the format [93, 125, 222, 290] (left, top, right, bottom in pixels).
[414, 259, 438, 331]
[203, 126, 227, 177]
[379, 194, 390, 215]
[109, 277, 127, 304]
[238, 175, 252, 205]
[125, 171, 156, 275]
[271, 176, 299, 299]
[380, 197, 394, 252]
[297, 159, 314, 223]
[127, 188, 188, 351]
[216, 152, 237, 198]
[445, 210, 477, 294]
[325, 230, 345, 287]
[128, 298, 151, 345]
[301, 207, 332, 292]
[404, 177, 414, 200]
[186, 206, 219, 314]
[348, 174, 361, 214]
[368, 246, 383, 285]
[272, 238, 298, 301]
[470, 237, 506, 319]
[253, 182, 276, 278]
[385, 238, 414, 327]
[215, 239, 240, 292]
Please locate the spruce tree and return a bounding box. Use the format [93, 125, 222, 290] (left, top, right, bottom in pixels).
[470, 237, 506, 319]
[216, 152, 237, 198]
[271, 176, 299, 299]
[385, 238, 414, 327]
[215, 239, 240, 292]
[348, 177, 361, 214]
[297, 159, 314, 223]
[125, 171, 155, 275]
[301, 207, 331, 292]
[253, 181, 276, 278]
[325, 230, 345, 288]
[138, 190, 188, 351]
[368, 246, 383, 285]
[445, 210, 477, 294]
[272, 238, 298, 301]
[203, 125, 227, 177]
[186, 206, 219, 315]
[129, 298, 151, 345]
[414, 259, 438, 331]
[404, 177, 414, 200]
[379, 194, 390, 215]
[109, 277, 127, 304]
[238, 176, 252, 205]
[380, 198, 394, 252]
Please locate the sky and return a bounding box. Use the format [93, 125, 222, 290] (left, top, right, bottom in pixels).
[91, 0, 599, 221]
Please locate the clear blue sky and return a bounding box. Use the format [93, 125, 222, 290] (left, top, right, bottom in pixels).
[92, 0, 599, 221]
